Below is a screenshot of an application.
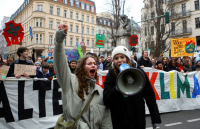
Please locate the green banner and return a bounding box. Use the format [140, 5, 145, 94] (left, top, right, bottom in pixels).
[95, 34, 105, 48]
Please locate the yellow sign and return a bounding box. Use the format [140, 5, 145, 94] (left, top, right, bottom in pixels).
[171, 37, 196, 57]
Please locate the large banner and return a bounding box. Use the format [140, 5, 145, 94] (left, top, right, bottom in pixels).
[97, 68, 200, 114]
[171, 37, 196, 57]
[1, 68, 200, 129]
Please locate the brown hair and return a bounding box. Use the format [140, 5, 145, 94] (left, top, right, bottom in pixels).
[17, 47, 28, 57]
[42, 62, 50, 69]
[70, 59, 77, 64]
[74, 55, 98, 101]
[113, 55, 132, 76]
[184, 59, 190, 66]
[142, 50, 148, 55]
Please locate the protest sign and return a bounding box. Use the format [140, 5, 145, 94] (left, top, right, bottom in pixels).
[171, 37, 196, 57]
[0, 66, 10, 80]
[14, 64, 36, 75]
[95, 34, 105, 48]
[163, 52, 169, 57]
[64, 49, 79, 61]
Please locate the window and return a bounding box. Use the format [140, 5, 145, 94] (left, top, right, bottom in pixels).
[82, 15, 84, 21]
[69, 0, 73, 6]
[104, 20, 106, 25]
[64, 38, 66, 46]
[87, 28, 89, 35]
[76, 38, 79, 43]
[64, 0, 67, 4]
[161, 24, 165, 35]
[100, 19, 102, 24]
[57, 8, 60, 16]
[70, 38, 73, 46]
[145, 42, 147, 49]
[112, 22, 114, 27]
[38, 5, 42, 11]
[40, 19, 42, 27]
[87, 40, 89, 47]
[64, 10, 67, 17]
[50, 6, 53, 14]
[182, 4, 186, 16]
[86, 4, 90, 11]
[49, 35, 53, 45]
[145, 27, 147, 36]
[40, 34, 42, 44]
[108, 22, 110, 26]
[171, 22, 175, 35]
[36, 19, 38, 27]
[183, 20, 187, 33]
[195, 17, 200, 28]
[70, 11, 73, 19]
[75, 0, 79, 8]
[36, 34, 38, 44]
[91, 6, 94, 12]
[197, 36, 200, 46]
[76, 13, 79, 20]
[87, 16, 89, 23]
[195, 1, 199, 10]
[57, 22, 60, 28]
[76, 26, 78, 33]
[151, 12, 155, 18]
[171, 7, 175, 18]
[151, 26, 154, 35]
[81, 2, 85, 9]
[49, 21, 53, 29]
[82, 27, 84, 34]
[92, 29, 94, 35]
[92, 40, 94, 48]
[70, 25, 73, 32]
[92, 17, 94, 24]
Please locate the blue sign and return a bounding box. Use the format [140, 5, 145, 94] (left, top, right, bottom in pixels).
[29, 26, 33, 41]
[48, 53, 52, 57]
[65, 49, 79, 61]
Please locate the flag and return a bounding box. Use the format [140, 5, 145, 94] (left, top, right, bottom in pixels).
[29, 26, 33, 41]
[76, 42, 83, 58]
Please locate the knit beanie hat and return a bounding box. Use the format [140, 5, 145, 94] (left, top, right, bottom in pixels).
[195, 57, 200, 64]
[35, 61, 41, 66]
[47, 60, 53, 64]
[112, 46, 130, 60]
[41, 56, 45, 58]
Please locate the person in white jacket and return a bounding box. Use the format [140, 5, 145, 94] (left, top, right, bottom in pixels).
[53, 24, 113, 129]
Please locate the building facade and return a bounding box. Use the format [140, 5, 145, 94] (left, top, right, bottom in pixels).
[141, 0, 200, 57]
[9, 0, 96, 59]
[0, 16, 10, 59]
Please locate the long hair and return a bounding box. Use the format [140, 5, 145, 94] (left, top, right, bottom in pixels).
[74, 55, 98, 101]
[113, 55, 132, 76]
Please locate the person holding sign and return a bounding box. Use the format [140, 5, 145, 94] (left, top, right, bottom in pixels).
[53, 24, 112, 129]
[7, 47, 34, 78]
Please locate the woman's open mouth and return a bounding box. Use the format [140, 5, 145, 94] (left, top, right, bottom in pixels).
[90, 70, 95, 76]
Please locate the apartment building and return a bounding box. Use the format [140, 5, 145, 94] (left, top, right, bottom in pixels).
[141, 0, 200, 55]
[9, 0, 96, 59]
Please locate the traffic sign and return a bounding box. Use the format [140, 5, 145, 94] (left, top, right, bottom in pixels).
[129, 35, 138, 47]
[48, 53, 52, 57]
[80, 42, 85, 46]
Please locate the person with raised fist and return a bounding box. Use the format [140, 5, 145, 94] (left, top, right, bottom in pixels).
[53, 24, 112, 129]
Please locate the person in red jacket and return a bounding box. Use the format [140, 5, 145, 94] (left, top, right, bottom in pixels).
[175, 57, 183, 72]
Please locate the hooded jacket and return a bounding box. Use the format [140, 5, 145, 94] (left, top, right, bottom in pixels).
[103, 60, 161, 129]
[53, 30, 113, 129]
[36, 67, 51, 78]
[137, 56, 152, 67]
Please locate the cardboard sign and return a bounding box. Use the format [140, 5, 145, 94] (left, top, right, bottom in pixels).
[14, 64, 36, 75]
[0, 66, 10, 80]
[81, 46, 86, 53]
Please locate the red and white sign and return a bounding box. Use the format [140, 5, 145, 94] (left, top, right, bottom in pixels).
[80, 42, 85, 46]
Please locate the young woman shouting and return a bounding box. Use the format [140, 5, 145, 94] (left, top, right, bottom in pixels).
[53, 24, 112, 129]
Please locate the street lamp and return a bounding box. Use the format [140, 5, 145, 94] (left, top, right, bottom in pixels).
[77, 20, 83, 42]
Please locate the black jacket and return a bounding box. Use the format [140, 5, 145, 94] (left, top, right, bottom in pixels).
[103, 63, 161, 129]
[163, 64, 168, 72]
[137, 56, 152, 67]
[7, 58, 34, 77]
[103, 61, 112, 70]
[168, 66, 180, 72]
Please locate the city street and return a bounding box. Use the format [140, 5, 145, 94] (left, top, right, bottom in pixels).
[146, 109, 200, 129]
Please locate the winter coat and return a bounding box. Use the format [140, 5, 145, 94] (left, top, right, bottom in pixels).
[192, 65, 200, 71]
[168, 66, 180, 72]
[36, 67, 51, 78]
[103, 61, 112, 70]
[163, 64, 168, 71]
[137, 56, 152, 67]
[7, 58, 34, 77]
[103, 62, 161, 129]
[183, 65, 192, 72]
[49, 68, 55, 77]
[53, 30, 113, 129]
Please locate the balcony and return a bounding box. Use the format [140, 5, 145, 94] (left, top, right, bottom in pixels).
[166, 0, 189, 6]
[169, 27, 192, 37]
[170, 10, 191, 20]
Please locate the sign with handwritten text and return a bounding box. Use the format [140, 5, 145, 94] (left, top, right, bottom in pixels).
[64, 49, 79, 61]
[14, 64, 36, 75]
[95, 34, 105, 48]
[0, 66, 10, 80]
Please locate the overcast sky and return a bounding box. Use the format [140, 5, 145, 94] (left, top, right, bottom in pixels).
[0, 0, 143, 29]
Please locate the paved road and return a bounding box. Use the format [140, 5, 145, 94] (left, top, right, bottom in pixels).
[146, 109, 200, 129]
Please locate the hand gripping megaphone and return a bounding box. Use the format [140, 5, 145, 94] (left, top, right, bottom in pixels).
[116, 63, 146, 96]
